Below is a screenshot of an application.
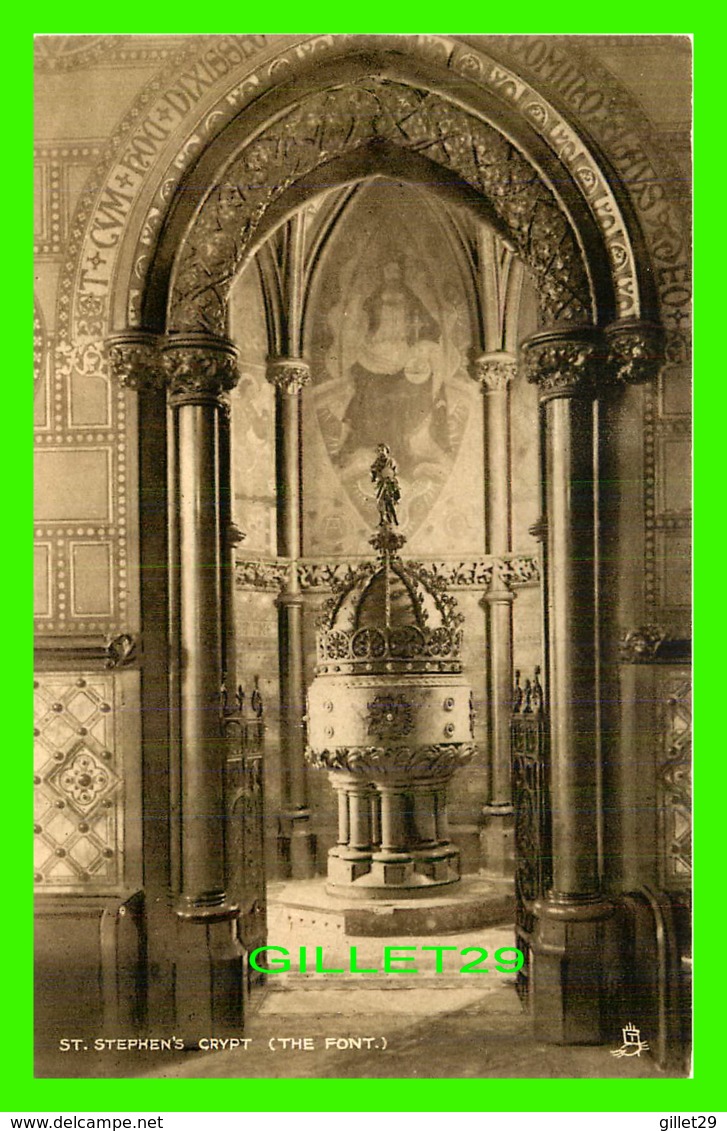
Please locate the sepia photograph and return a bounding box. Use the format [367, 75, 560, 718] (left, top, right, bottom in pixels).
[33, 33, 692, 1084]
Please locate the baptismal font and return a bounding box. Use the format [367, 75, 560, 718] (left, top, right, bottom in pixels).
[305, 446, 478, 898]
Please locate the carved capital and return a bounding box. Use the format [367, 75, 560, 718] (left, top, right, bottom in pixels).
[471, 352, 517, 392]
[105, 331, 163, 392]
[104, 632, 137, 669]
[521, 326, 603, 401]
[265, 357, 311, 395]
[162, 333, 240, 405]
[605, 318, 666, 385]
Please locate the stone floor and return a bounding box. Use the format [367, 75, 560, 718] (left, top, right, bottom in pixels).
[138, 910, 679, 1081]
[36, 893, 688, 1080]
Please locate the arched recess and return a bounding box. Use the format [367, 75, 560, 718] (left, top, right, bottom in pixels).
[150, 74, 605, 334]
[229, 174, 524, 881]
[105, 44, 670, 1042]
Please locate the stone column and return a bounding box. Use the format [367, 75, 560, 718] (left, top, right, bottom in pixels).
[601, 318, 666, 892]
[106, 330, 178, 1027]
[348, 784, 374, 850]
[370, 786, 414, 887]
[162, 332, 245, 1029]
[472, 353, 517, 875]
[266, 357, 316, 878]
[521, 326, 616, 1044]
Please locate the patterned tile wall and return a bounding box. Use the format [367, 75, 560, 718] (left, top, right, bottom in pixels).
[34, 139, 134, 636]
[34, 671, 139, 891]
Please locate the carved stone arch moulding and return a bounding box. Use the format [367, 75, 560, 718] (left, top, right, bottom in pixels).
[58, 35, 686, 360]
[167, 77, 594, 334]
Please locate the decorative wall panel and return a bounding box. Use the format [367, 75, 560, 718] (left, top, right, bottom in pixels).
[35, 449, 111, 522]
[34, 34, 192, 72]
[656, 530, 691, 610]
[644, 367, 691, 635]
[69, 369, 111, 427]
[34, 672, 137, 891]
[659, 437, 691, 514]
[658, 673, 691, 889]
[34, 544, 52, 619]
[34, 386, 131, 634]
[34, 141, 105, 258]
[34, 133, 133, 637]
[69, 542, 113, 616]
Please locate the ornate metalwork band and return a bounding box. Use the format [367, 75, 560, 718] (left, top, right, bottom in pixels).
[305, 741, 477, 778]
[316, 625, 463, 674]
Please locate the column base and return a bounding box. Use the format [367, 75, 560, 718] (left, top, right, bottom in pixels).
[173, 909, 245, 1033]
[327, 846, 373, 884]
[325, 845, 461, 899]
[479, 805, 516, 876]
[530, 894, 622, 1044]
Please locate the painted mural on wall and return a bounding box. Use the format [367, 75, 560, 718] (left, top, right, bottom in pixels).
[305, 181, 484, 558]
[229, 266, 276, 555]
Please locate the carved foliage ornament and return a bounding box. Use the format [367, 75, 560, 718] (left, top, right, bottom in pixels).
[171, 78, 592, 334]
[305, 742, 477, 778]
[104, 632, 137, 669]
[234, 556, 540, 592]
[105, 331, 242, 402]
[522, 321, 666, 397]
[265, 358, 312, 394]
[605, 319, 666, 385]
[521, 329, 602, 399]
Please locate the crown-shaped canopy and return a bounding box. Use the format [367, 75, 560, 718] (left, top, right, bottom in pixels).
[315, 446, 463, 676]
